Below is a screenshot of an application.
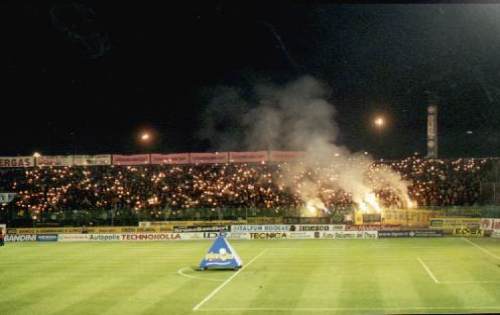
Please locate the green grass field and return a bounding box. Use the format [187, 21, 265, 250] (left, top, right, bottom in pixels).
[1, 238, 500, 314]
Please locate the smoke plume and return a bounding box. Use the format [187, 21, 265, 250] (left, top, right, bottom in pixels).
[200, 76, 413, 212]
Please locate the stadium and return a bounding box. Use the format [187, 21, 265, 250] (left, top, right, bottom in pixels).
[2, 2, 500, 315]
[1, 152, 500, 314]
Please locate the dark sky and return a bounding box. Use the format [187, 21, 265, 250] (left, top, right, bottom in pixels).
[1, 1, 500, 158]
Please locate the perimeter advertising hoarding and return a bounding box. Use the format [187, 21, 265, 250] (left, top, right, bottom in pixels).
[5, 234, 36, 242]
[0, 156, 34, 168]
[150, 153, 190, 165]
[289, 225, 345, 231]
[378, 230, 443, 238]
[320, 231, 378, 239]
[480, 218, 494, 231]
[58, 234, 91, 242]
[112, 154, 150, 166]
[36, 234, 58, 242]
[73, 155, 111, 166]
[173, 225, 230, 233]
[229, 151, 268, 163]
[36, 155, 73, 167]
[249, 232, 289, 240]
[231, 225, 290, 232]
[429, 218, 481, 230]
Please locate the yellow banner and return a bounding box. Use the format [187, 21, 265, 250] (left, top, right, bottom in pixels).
[429, 217, 481, 230]
[382, 209, 440, 227]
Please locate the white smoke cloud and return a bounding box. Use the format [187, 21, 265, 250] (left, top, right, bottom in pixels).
[200, 76, 414, 212]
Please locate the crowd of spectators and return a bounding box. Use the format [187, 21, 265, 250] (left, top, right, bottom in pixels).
[0, 157, 492, 224]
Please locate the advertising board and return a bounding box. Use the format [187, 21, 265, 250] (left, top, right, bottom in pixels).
[452, 228, 483, 237]
[480, 218, 495, 231]
[227, 233, 251, 240]
[320, 231, 378, 239]
[120, 233, 182, 241]
[58, 234, 91, 242]
[287, 232, 317, 239]
[88, 234, 121, 241]
[378, 230, 443, 238]
[231, 225, 290, 232]
[289, 225, 345, 232]
[249, 232, 288, 240]
[173, 225, 229, 233]
[5, 234, 36, 242]
[429, 218, 481, 230]
[0, 156, 34, 168]
[36, 234, 58, 242]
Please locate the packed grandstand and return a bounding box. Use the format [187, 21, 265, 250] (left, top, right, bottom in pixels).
[0, 152, 495, 227]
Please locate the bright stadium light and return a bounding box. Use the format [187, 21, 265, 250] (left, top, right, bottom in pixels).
[139, 132, 152, 143]
[374, 116, 385, 128]
[33, 152, 41, 158]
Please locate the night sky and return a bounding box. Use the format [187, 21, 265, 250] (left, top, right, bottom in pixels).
[1, 1, 500, 158]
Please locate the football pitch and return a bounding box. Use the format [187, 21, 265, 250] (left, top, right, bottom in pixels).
[1, 238, 500, 315]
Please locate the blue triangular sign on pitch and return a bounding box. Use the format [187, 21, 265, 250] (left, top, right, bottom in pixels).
[199, 235, 243, 270]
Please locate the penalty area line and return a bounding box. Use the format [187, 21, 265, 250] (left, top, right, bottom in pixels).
[462, 238, 500, 260]
[192, 249, 267, 312]
[417, 257, 440, 284]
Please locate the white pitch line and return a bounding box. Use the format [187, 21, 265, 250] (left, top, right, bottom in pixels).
[197, 306, 500, 312]
[462, 238, 500, 260]
[417, 257, 440, 284]
[177, 267, 224, 282]
[193, 249, 267, 312]
[441, 281, 500, 284]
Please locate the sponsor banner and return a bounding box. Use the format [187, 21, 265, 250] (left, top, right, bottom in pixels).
[73, 155, 111, 166]
[382, 209, 439, 226]
[58, 234, 91, 242]
[429, 218, 481, 230]
[112, 154, 150, 165]
[229, 151, 268, 163]
[227, 232, 251, 240]
[36, 155, 73, 167]
[289, 225, 345, 232]
[480, 218, 495, 231]
[202, 232, 230, 239]
[493, 219, 500, 230]
[287, 231, 317, 239]
[150, 153, 190, 165]
[231, 225, 290, 232]
[170, 232, 204, 240]
[120, 233, 182, 241]
[190, 152, 228, 164]
[5, 234, 36, 242]
[173, 225, 230, 233]
[452, 228, 483, 237]
[249, 232, 289, 240]
[321, 231, 378, 239]
[269, 151, 305, 162]
[88, 234, 121, 241]
[378, 230, 443, 238]
[36, 234, 58, 242]
[0, 156, 34, 168]
[345, 224, 400, 231]
[0, 193, 16, 204]
[492, 230, 500, 238]
[171, 232, 230, 240]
